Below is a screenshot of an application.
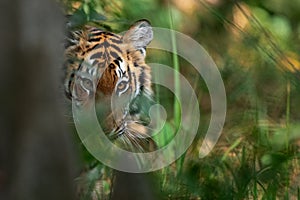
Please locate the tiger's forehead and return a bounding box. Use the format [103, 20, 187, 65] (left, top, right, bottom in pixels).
[85, 28, 126, 66]
[87, 27, 122, 43]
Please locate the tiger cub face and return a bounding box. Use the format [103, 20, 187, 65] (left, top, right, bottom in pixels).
[64, 20, 155, 151]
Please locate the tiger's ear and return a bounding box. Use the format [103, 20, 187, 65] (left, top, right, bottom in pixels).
[123, 20, 153, 50]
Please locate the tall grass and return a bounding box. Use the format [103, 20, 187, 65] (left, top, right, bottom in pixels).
[168, 4, 186, 177]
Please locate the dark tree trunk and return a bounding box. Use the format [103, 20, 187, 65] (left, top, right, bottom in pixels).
[0, 0, 77, 200]
[110, 171, 160, 200]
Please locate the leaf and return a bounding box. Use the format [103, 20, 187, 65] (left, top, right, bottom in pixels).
[89, 7, 106, 22]
[68, 7, 88, 29]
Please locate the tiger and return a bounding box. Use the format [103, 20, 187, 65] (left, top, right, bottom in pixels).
[63, 19, 156, 152]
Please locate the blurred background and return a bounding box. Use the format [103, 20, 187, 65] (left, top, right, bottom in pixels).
[62, 0, 300, 199]
[1, 0, 299, 199]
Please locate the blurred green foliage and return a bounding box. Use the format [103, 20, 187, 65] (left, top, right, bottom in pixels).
[60, 0, 300, 199]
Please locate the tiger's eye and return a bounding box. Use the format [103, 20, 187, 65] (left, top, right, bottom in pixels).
[82, 78, 93, 90]
[117, 82, 125, 89]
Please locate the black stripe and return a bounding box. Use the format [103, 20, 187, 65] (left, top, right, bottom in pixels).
[92, 60, 99, 66]
[140, 85, 144, 92]
[105, 32, 121, 38]
[90, 44, 101, 50]
[109, 38, 122, 44]
[132, 72, 137, 93]
[101, 41, 110, 48]
[128, 64, 132, 91]
[113, 71, 118, 77]
[113, 59, 120, 66]
[110, 51, 120, 59]
[88, 37, 101, 42]
[90, 27, 102, 32]
[90, 52, 103, 59]
[110, 43, 122, 53]
[78, 62, 83, 71]
[67, 79, 73, 98]
[139, 66, 145, 86]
